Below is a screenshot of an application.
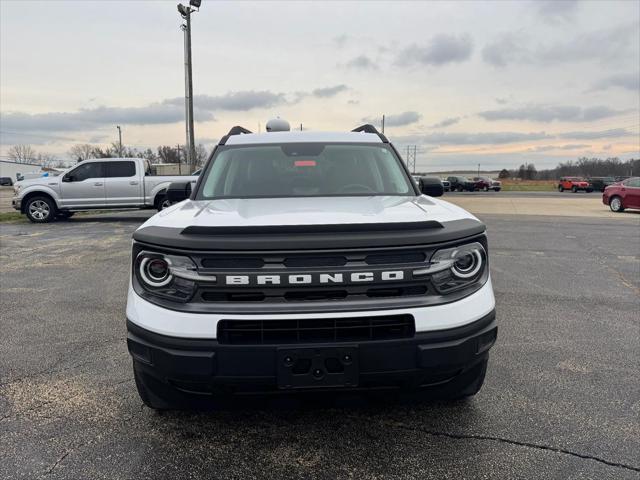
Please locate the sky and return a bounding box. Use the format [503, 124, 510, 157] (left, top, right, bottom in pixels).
[1, 0, 639, 171]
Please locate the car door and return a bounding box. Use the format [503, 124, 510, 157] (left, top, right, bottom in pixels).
[623, 178, 640, 208]
[104, 160, 142, 206]
[59, 161, 106, 208]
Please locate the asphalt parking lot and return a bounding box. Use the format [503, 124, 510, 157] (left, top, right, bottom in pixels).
[1, 204, 639, 479]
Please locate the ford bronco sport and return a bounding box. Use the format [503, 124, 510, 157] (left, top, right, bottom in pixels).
[126, 123, 497, 409]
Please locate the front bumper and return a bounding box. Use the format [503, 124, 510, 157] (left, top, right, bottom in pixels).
[127, 309, 497, 394]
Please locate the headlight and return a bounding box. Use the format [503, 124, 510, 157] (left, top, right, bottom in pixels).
[134, 250, 213, 302]
[414, 242, 487, 294]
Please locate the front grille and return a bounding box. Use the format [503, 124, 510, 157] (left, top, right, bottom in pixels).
[199, 283, 430, 303]
[217, 314, 415, 345]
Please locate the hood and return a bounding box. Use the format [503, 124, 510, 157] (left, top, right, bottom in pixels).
[15, 176, 57, 187]
[140, 195, 478, 230]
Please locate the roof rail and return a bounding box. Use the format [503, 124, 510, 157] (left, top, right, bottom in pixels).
[219, 126, 252, 145]
[351, 124, 389, 143]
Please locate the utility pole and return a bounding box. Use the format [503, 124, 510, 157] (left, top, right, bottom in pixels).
[116, 125, 122, 157]
[405, 145, 417, 174]
[478, 163, 480, 177]
[178, 1, 201, 172]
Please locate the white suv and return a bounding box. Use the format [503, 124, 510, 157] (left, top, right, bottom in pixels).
[126, 124, 497, 409]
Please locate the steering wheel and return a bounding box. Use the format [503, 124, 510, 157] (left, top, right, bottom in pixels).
[337, 183, 375, 194]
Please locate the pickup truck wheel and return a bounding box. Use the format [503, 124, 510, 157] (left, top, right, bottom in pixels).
[431, 357, 488, 401]
[572, 186, 578, 193]
[25, 196, 56, 223]
[156, 195, 171, 211]
[609, 196, 624, 212]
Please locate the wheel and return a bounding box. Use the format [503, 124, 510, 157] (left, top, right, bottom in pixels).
[609, 196, 624, 212]
[572, 186, 578, 193]
[56, 211, 74, 219]
[25, 196, 56, 223]
[456, 186, 463, 192]
[586, 189, 593, 193]
[429, 357, 488, 401]
[156, 195, 172, 211]
[559, 186, 564, 192]
[494, 188, 501, 192]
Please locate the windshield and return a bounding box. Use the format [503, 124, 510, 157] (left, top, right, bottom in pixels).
[197, 143, 414, 199]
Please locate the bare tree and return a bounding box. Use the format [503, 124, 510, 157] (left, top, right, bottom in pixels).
[68, 144, 94, 162]
[7, 144, 36, 163]
[36, 153, 58, 168]
[194, 144, 208, 168]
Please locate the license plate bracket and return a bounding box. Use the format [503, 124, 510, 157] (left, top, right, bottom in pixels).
[277, 346, 359, 389]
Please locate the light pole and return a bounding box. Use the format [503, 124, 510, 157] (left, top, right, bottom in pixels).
[478, 163, 480, 177]
[116, 125, 122, 157]
[178, 0, 201, 172]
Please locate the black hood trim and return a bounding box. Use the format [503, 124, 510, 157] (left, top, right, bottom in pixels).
[132, 218, 486, 251]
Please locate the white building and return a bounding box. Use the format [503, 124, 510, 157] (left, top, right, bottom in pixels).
[0, 160, 44, 181]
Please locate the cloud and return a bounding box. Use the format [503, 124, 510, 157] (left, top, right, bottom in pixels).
[164, 91, 287, 112]
[311, 84, 349, 98]
[396, 131, 552, 145]
[430, 117, 460, 128]
[535, 0, 580, 22]
[482, 33, 529, 67]
[1, 103, 210, 133]
[590, 72, 640, 92]
[495, 98, 509, 105]
[347, 99, 360, 105]
[483, 22, 639, 67]
[478, 104, 625, 122]
[363, 111, 421, 127]
[344, 55, 378, 70]
[529, 143, 591, 152]
[557, 128, 634, 139]
[396, 34, 473, 67]
[559, 144, 591, 150]
[1, 87, 351, 134]
[332, 34, 350, 48]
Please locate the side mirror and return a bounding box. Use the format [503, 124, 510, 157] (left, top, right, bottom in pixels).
[166, 181, 192, 204]
[418, 177, 444, 197]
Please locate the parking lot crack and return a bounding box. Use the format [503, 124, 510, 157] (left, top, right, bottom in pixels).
[384, 421, 640, 473]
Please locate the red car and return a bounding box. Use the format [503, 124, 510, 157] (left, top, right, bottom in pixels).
[558, 177, 593, 193]
[472, 177, 502, 192]
[602, 177, 640, 212]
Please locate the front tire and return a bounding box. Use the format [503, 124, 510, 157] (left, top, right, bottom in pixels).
[156, 195, 172, 212]
[559, 186, 564, 192]
[609, 196, 624, 212]
[25, 196, 56, 223]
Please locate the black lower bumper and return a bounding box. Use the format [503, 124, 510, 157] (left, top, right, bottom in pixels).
[127, 310, 497, 394]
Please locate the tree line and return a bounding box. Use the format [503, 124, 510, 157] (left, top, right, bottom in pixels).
[6, 143, 210, 168]
[498, 157, 638, 180]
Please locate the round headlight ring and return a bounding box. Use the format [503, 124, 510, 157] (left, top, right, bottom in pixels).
[451, 248, 483, 279]
[139, 256, 173, 287]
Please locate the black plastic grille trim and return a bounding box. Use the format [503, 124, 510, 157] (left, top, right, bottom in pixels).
[217, 314, 415, 345]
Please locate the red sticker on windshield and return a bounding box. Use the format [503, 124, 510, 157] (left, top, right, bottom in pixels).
[294, 160, 316, 167]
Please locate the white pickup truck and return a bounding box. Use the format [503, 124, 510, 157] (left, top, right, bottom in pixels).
[12, 157, 198, 222]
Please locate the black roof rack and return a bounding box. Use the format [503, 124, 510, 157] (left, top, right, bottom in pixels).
[219, 126, 252, 145]
[351, 124, 389, 143]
